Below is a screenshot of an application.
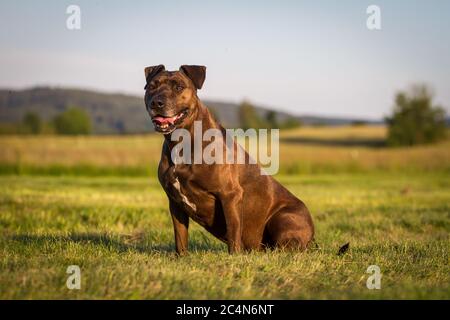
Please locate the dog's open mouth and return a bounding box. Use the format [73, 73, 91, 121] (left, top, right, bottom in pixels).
[152, 109, 189, 133]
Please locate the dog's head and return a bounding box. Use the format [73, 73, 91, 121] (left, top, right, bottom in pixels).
[144, 65, 206, 134]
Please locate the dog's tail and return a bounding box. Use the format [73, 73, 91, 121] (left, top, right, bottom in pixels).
[337, 242, 350, 256]
[307, 239, 350, 256]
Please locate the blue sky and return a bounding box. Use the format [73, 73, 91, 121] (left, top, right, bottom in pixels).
[1, 0, 449, 119]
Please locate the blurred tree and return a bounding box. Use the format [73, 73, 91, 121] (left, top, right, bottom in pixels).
[280, 118, 301, 129]
[386, 84, 447, 146]
[238, 100, 269, 130]
[53, 107, 92, 135]
[239, 101, 301, 130]
[265, 111, 278, 129]
[22, 112, 42, 134]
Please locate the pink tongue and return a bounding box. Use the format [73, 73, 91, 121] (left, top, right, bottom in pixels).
[153, 116, 176, 125]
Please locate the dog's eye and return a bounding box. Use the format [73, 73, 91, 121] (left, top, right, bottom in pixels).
[175, 85, 185, 92]
[147, 80, 159, 91]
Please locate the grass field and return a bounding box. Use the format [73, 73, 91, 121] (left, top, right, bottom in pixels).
[0, 126, 449, 299]
[1, 126, 449, 175]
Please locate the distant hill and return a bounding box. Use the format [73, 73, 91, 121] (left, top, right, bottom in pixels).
[0, 87, 381, 134]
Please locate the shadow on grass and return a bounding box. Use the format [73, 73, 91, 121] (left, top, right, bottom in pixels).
[9, 232, 225, 254]
[280, 137, 386, 148]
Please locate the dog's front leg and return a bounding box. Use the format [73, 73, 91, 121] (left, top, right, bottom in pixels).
[220, 189, 244, 254]
[169, 200, 189, 255]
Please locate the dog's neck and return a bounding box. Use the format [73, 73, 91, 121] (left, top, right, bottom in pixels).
[164, 99, 221, 151]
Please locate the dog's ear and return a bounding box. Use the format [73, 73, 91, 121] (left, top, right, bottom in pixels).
[144, 65, 165, 89]
[180, 65, 206, 90]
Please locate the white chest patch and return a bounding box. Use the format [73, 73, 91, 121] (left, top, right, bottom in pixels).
[172, 177, 197, 212]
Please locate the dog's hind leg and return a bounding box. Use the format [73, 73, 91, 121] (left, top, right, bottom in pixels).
[265, 204, 314, 250]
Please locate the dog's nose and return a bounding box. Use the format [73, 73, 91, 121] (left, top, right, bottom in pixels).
[152, 98, 165, 109]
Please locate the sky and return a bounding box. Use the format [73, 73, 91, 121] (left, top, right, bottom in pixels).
[0, 0, 449, 120]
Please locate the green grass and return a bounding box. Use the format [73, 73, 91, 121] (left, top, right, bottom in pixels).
[1, 173, 449, 299]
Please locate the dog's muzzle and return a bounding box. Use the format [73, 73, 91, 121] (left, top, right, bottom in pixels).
[151, 108, 189, 134]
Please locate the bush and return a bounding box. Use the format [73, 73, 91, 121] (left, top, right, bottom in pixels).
[386, 84, 447, 146]
[22, 112, 42, 134]
[53, 107, 92, 135]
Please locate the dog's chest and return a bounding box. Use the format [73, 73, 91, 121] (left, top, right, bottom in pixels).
[171, 175, 197, 212]
[164, 166, 197, 213]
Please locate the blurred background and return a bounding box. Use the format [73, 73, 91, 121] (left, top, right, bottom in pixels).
[0, 0, 449, 300]
[0, 0, 449, 174]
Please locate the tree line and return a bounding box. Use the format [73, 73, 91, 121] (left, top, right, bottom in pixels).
[3, 84, 448, 146]
[237, 101, 301, 130]
[21, 107, 91, 135]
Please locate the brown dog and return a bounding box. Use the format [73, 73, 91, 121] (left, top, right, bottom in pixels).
[144, 65, 314, 254]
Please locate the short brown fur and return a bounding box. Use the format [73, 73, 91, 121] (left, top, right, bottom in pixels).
[144, 65, 314, 254]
